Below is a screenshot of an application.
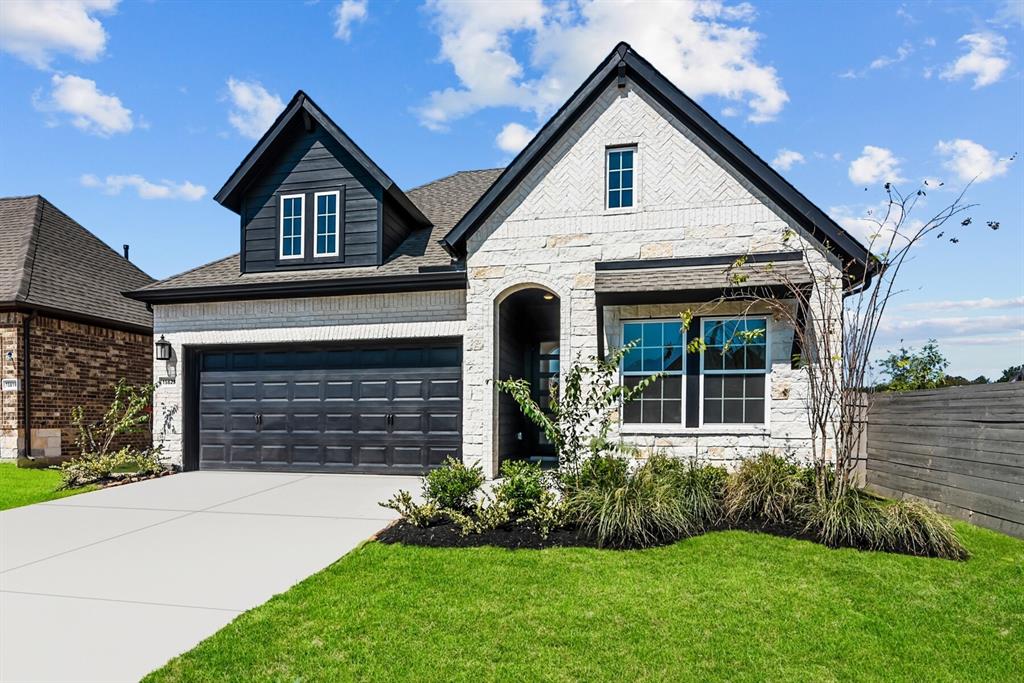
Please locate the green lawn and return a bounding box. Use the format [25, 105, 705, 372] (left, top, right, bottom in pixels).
[0, 462, 96, 510]
[147, 523, 1023, 682]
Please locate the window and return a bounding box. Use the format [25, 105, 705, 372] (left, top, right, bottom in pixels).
[607, 147, 635, 209]
[279, 194, 304, 259]
[314, 191, 340, 257]
[621, 320, 684, 424]
[701, 318, 768, 424]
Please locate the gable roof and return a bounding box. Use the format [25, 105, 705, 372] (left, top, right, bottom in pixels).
[213, 90, 430, 227]
[440, 42, 874, 281]
[0, 196, 154, 330]
[128, 169, 502, 303]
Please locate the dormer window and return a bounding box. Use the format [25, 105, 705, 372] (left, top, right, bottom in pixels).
[607, 146, 635, 209]
[280, 194, 304, 259]
[314, 191, 340, 257]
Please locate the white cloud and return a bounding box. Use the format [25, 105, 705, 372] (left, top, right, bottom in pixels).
[878, 314, 1022, 338]
[495, 122, 536, 154]
[848, 145, 904, 186]
[869, 42, 912, 70]
[830, 200, 923, 251]
[940, 33, 1010, 88]
[992, 0, 1024, 28]
[333, 0, 367, 41]
[936, 139, 1011, 183]
[418, 0, 788, 131]
[225, 78, 285, 139]
[35, 74, 133, 136]
[902, 296, 1024, 312]
[0, 0, 118, 69]
[80, 173, 206, 201]
[771, 148, 804, 171]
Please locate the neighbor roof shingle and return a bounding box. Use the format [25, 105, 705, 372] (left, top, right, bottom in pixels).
[0, 196, 154, 330]
[133, 168, 504, 295]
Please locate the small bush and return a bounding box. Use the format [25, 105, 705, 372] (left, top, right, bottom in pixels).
[423, 456, 484, 511]
[674, 459, 728, 530]
[567, 456, 696, 548]
[803, 487, 888, 549]
[574, 453, 629, 492]
[379, 490, 440, 528]
[883, 499, 969, 560]
[493, 460, 546, 517]
[448, 494, 513, 537]
[524, 489, 568, 539]
[725, 452, 806, 526]
[59, 447, 163, 489]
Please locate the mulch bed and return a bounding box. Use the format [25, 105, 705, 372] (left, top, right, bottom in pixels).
[92, 467, 179, 490]
[376, 517, 820, 551]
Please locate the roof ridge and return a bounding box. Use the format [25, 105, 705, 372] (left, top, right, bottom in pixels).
[17, 196, 44, 303]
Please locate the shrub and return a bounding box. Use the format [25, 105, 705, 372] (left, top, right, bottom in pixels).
[567, 456, 696, 548]
[575, 453, 629, 492]
[883, 499, 969, 560]
[447, 494, 513, 537]
[803, 487, 888, 549]
[379, 490, 440, 528]
[725, 452, 806, 526]
[493, 460, 546, 517]
[524, 489, 568, 539]
[673, 458, 728, 530]
[59, 447, 163, 489]
[423, 456, 484, 511]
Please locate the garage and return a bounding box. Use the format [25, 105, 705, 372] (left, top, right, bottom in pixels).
[191, 340, 462, 474]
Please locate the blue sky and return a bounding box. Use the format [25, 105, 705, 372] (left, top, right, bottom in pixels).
[0, 0, 1021, 378]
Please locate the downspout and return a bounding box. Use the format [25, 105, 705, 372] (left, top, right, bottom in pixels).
[21, 310, 36, 461]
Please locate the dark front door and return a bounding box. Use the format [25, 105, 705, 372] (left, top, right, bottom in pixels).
[195, 342, 462, 474]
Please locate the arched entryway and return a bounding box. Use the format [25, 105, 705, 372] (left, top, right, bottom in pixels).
[495, 287, 561, 468]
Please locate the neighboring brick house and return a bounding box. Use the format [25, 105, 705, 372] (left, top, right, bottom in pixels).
[0, 196, 154, 463]
[129, 43, 872, 479]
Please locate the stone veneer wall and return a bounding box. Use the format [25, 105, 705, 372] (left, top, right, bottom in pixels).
[461, 80, 841, 476]
[151, 290, 467, 467]
[0, 312, 152, 462]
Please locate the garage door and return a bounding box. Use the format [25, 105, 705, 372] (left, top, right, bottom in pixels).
[196, 342, 461, 474]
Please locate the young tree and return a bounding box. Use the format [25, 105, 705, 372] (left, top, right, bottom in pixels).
[997, 364, 1024, 382]
[722, 179, 1000, 499]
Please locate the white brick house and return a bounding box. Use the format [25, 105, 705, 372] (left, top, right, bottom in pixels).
[130, 43, 871, 479]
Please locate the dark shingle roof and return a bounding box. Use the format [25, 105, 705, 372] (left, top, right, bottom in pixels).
[133, 168, 504, 295]
[0, 196, 154, 329]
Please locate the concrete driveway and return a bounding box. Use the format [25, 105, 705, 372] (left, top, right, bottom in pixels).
[0, 471, 417, 683]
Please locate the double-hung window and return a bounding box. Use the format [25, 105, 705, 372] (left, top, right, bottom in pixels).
[701, 318, 768, 424]
[314, 191, 340, 257]
[621, 320, 683, 423]
[279, 194, 304, 259]
[620, 316, 769, 427]
[607, 146, 635, 209]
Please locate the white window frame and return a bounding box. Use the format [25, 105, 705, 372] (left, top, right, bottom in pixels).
[619, 317, 686, 426]
[279, 194, 305, 260]
[313, 190, 340, 257]
[606, 145, 637, 211]
[698, 316, 771, 428]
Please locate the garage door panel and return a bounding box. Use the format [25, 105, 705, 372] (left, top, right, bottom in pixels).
[197, 342, 462, 474]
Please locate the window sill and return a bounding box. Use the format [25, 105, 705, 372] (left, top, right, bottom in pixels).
[619, 424, 771, 437]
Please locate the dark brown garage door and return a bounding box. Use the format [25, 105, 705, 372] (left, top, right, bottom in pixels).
[196, 342, 461, 474]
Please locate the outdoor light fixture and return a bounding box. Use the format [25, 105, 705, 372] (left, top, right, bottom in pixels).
[543, 293, 555, 301]
[155, 335, 172, 361]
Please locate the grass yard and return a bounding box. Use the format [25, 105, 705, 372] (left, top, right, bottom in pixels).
[0, 462, 96, 511]
[147, 523, 1023, 682]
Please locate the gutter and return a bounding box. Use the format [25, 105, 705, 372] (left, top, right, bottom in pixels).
[125, 269, 468, 305]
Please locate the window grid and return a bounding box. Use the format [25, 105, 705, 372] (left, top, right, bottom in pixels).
[280, 194, 304, 259]
[621, 320, 684, 424]
[607, 147, 635, 209]
[314, 191, 339, 257]
[701, 318, 768, 425]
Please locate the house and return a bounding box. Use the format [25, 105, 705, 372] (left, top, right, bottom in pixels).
[0, 196, 155, 463]
[128, 43, 871, 478]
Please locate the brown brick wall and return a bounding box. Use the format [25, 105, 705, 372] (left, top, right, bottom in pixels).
[9, 314, 152, 460]
[0, 312, 25, 456]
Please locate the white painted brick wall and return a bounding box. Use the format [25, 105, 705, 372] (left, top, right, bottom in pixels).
[463, 80, 841, 476]
[152, 290, 466, 466]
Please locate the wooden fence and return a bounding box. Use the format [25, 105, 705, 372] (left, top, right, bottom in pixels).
[864, 382, 1024, 539]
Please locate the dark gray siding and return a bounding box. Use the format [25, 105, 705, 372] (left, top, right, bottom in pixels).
[241, 126, 382, 273]
[381, 195, 416, 259]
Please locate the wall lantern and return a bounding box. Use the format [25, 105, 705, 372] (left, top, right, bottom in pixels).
[155, 335, 172, 361]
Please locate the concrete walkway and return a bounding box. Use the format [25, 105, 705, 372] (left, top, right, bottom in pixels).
[0, 471, 417, 682]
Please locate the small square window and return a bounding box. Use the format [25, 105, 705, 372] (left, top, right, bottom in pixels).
[607, 147, 636, 209]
